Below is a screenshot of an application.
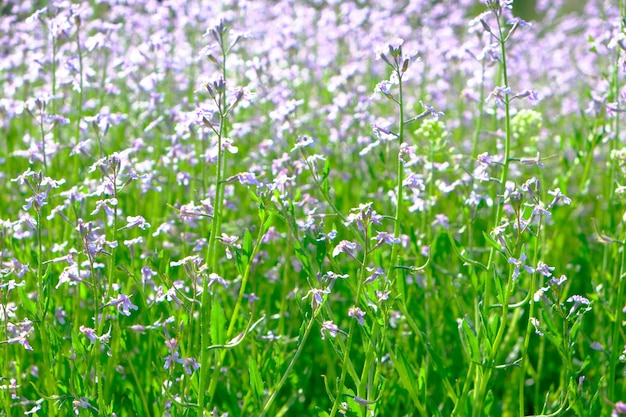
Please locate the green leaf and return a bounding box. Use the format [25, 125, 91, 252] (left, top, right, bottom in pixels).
[321, 157, 331, 181]
[396, 269, 406, 304]
[482, 231, 502, 253]
[293, 239, 312, 277]
[315, 238, 327, 270]
[540, 309, 563, 347]
[249, 357, 264, 404]
[234, 251, 246, 276]
[448, 234, 487, 270]
[249, 188, 262, 205]
[570, 318, 582, 342]
[459, 317, 480, 362]
[262, 213, 275, 235]
[243, 228, 253, 257]
[71, 329, 87, 356]
[321, 158, 331, 195]
[18, 286, 37, 318]
[484, 390, 494, 415]
[493, 274, 504, 305]
[394, 347, 422, 409]
[321, 374, 335, 403]
[418, 366, 426, 391]
[211, 303, 226, 346]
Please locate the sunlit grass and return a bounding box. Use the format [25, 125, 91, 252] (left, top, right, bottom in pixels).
[0, 1, 625, 416]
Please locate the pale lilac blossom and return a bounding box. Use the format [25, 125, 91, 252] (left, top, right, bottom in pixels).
[332, 240, 357, 258]
[321, 321, 339, 340]
[105, 293, 139, 316]
[349, 306, 366, 326]
[119, 215, 151, 231]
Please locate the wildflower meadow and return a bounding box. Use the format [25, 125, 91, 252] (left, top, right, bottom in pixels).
[2, 0, 626, 415]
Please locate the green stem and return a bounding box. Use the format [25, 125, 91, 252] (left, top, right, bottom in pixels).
[485, 15, 512, 304]
[39, 113, 47, 174]
[388, 68, 405, 289]
[608, 2, 624, 401]
[206, 219, 266, 404]
[35, 209, 57, 416]
[259, 303, 324, 417]
[519, 220, 542, 416]
[477, 8, 513, 415]
[74, 17, 84, 178]
[329, 237, 369, 417]
[474, 268, 513, 414]
[0, 237, 10, 416]
[454, 57, 487, 417]
[226, 225, 264, 339]
[85, 246, 106, 416]
[200, 40, 230, 411]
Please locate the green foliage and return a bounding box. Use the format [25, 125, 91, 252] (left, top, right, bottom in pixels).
[0, 1, 624, 417]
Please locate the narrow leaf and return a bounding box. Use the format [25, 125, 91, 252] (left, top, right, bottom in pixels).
[211, 303, 226, 345]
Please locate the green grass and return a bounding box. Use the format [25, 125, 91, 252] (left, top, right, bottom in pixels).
[0, 0, 625, 416]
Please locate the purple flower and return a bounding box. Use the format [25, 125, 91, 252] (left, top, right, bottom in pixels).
[613, 401, 626, 416]
[567, 295, 591, 315]
[2, 258, 29, 278]
[375, 80, 394, 97]
[119, 215, 150, 231]
[141, 266, 157, 285]
[164, 351, 182, 370]
[488, 85, 511, 108]
[225, 172, 260, 186]
[332, 240, 357, 258]
[208, 273, 229, 290]
[321, 321, 339, 340]
[219, 233, 241, 260]
[105, 293, 138, 316]
[512, 89, 540, 105]
[535, 261, 555, 277]
[291, 135, 315, 152]
[183, 357, 200, 375]
[364, 267, 386, 284]
[80, 325, 111, 345]
[7, 328, 33, 351]
[508, 253, 535, 279]
[520, 152, 545, 168]
[371, 232, 401, 248]
[375, 290, 391, 303]
[529, 317, 543, 336]
[345, 203, 382, 231]
[303, 288, 330, 311]
[432, 214, 450, 230]
[325, 271, 349, 281]
[349, 306, 366, 326]
[533, 286, 549, 302]
[72, 398, 97, 414]
[420, 101, 445, 120]
[170, 255, 203, 268]
[402, 173, 425, 191]
[547, 188, 572, 209]
[548, 274, 567, 286]
[477, 152, 498, 166]
[55, 307, 67, 325]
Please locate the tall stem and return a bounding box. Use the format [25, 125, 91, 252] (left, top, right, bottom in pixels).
[74, 16, 84, 178]
[519, 221, 542, 416]
[608, 3, 625, 400]
[329, 238, 369, 417]
[388, 69, 405, 287]
[200, 36, 230, 411]
[485, 15, 512, 305]
[476, 8, 513, 416]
